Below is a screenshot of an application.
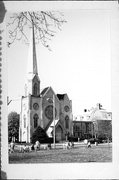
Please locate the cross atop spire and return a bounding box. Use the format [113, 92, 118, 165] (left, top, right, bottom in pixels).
[27, 24, 38, 77]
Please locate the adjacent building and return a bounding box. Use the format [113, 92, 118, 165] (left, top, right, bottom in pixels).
[73, 120, 93, 140]
[73, 103, 112, 140]
[90, 103, 112, 139]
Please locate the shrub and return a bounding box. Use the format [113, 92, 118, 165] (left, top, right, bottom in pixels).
[31, 126, 48, 144]
[68, 136, 78, 142]
[8, 111, 20, 142]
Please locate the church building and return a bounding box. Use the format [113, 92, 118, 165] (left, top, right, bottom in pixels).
[19, 27, 73, 143]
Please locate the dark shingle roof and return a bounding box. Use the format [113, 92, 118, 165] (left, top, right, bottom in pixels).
[57, 94, 66, 100]
[41, 87, 49, 96]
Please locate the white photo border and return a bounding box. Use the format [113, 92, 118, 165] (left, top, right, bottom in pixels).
[1, 1, 119, 179]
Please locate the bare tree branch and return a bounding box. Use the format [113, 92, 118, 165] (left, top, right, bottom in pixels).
[7, 11, 66, 49]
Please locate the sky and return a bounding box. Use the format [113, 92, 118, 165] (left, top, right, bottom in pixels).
[7, 7, 112, 117]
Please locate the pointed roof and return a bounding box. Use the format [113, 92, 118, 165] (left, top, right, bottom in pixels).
[50, 119, 59, 127]
[46, 119, 59, 137]
[27, 24, 38, 79]
[57, 94, 66, 100]
[41, 87, 50, 96]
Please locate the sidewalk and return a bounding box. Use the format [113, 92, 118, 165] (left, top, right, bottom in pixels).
[50, 141, 112, 149]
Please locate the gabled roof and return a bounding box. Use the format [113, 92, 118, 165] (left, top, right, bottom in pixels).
[40, 87, 50, 96]
[57, 94, 66, 100]
[90, 109, 112, 121]
[50, 119, 59, 127]
[46, 119, 59, 137]
[41, 87, 60, 103]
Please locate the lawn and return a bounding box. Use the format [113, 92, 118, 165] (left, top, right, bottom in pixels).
[9, 143, 112, 163]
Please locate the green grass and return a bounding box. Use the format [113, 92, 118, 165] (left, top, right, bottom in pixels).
[9, 143, 112, 163]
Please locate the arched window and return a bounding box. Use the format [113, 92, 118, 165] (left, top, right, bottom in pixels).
[65, 115, 69, 129]
[33, 114, 39, 128]
[33, 83, 38, 96]
[24, 115, 26, 128]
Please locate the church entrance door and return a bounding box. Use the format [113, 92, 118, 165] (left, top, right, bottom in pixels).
[56, 126, 63, 142]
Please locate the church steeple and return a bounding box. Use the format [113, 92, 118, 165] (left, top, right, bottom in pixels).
[25, 24, 40, 96]
[27, 24, 38, 77]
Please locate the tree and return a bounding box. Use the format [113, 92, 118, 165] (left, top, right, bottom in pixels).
[31, 126, 48, 144]
[8, 111, 20, 142]
[7, 11, 66, 50]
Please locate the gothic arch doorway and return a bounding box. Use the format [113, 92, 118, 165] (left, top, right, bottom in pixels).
[56, 125, 63, 142]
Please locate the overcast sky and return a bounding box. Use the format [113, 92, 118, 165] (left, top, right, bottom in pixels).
[7, 4, 112, 117]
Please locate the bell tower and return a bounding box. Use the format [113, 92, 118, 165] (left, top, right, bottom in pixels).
[19, 25, 42, 143]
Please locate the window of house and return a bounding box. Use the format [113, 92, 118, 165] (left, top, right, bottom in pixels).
[77, 126, 79, 131]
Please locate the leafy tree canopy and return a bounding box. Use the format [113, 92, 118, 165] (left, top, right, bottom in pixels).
[31, 126, 48, 144]
[8, 111, 20, 142]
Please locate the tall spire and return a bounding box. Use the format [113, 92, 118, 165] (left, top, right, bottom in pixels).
[25, 23, 40, 96]
[27, 24, 38, 77]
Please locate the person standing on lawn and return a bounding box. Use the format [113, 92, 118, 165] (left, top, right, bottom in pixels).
[10, 141, 15, 153]
[87, 141, 91, 148]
